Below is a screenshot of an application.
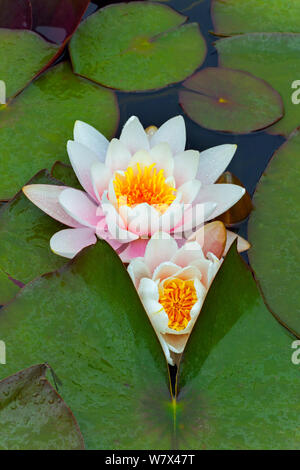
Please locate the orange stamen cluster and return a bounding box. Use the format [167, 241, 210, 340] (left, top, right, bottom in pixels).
[159, 278, 198, 331]
[113, 163, 176, 214]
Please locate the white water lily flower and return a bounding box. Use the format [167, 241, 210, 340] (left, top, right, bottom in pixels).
[128, 229, 225, 365]
[23, 115, 245, 262]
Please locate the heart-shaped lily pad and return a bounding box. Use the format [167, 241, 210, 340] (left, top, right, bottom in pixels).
[0, 61, 118, 200]
[0, 268, 20, 305]
[216, 33, 300, 136]
[0, 170, 67, 304]
[1, 240, 300, 449]
[0, 364, 84, 450]
[179, 67, 283, 133]
[0, 28, 59, 100]
[248, 129, 300, 338]
[69, 2, 206, 91]
[0, 0, 31, 29]
[212, 0, 300, 35]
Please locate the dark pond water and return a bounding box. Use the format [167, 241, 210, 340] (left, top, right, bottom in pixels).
[84, 0, 285, 244]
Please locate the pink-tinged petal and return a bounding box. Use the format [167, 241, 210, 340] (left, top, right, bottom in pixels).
[160, 196, 184, 233]
[50, 228, 97, 259]
[194, 184, 245, 221]
[120, 116, 149, 154]
[144, 232, 178, 273]
[177, 179, 201, 204]
[119, 238, 149, 263]
[91, 162, 112, 202]
[101, 193, 139, 243]
[73, 120, 109, 162]
[172, 265, 202, 281]
[22, 184, 82, 228]
[59, 188, 100, 229]
[67, 140, 99, 200]
[188, 221, 227, 259]
[190, 257, 211, 289]
[152, 262, 181, 282]
[197, 144, 237, 185]
[173, 150, 200, 186]
[126, 203, 160, 236]
[150, 116, 186, 155]
[105, 138, 132, 172]
[224, 230, 250, 255]
[162, 333, 189, 354]
[172, 202, 217, 237]
[149, 143, 174, 178]
[170, 242, 205, 268]
[127, 257, 151, 289]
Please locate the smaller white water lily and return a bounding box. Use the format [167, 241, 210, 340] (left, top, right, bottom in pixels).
[128, 223, 248, 365]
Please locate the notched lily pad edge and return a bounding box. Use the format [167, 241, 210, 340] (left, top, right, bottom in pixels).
[179, 66, 284, 134]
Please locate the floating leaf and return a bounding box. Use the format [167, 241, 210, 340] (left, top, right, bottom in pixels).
[0, 29, 59, 100]
[30, 0, 90, 44]
[216, 172, 252, 226]
[248, 129, 300, 337]
[177, 245, 300, 450]
[51, 161, 81, 189]
[1, 240, 300, 449]
[0, 268, 20, 306]
[0, 0, 31, 29]
[216, 33, 300, 136]
[0, 364, 84, 450]
[0, 241, 172, 450]
[0, 62, 119, 200]
[69, 2, 206, 91]
[0, 170, 67, 299]
[179, 67, 283, 133]
[212, 0, 300, 35]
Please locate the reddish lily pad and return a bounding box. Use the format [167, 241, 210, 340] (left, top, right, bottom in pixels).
[216, 33, 300, 136]
[0, 364, 84, 450]
[69, 2, 206, 91]
[212, 0, 300, 35]
[0, 61, 118, 199]
[30, 0, 90, 44]
[248, 128, 300, 337]
[179, 67, 283, 133]
[0, 0, 32, 29]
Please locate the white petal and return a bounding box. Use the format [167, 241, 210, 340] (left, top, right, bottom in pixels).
[172, 202, 217, 237]
[194, 184, 245, 221]
[170, 241, 205, 268]
[150, 116, 186, 155]
[50, 228, 96, 259]
[173, 150, 200, 186]
[144, 232, 178, 273]
[160, 195, 184, 233]
[58, 188, 101, 229]
[127, 258, 151, 289]
[128, 150, 153, 169]
[126, 203, 161, 236]
[197, 144, 237, 185]
[161, 333, 189, 354]
[91, 162, 112, 202]
[152, 261, 182, 282]
[73, 120, 109, 162]
[177, 180, 201, 204]
[120, 116, 149, 154]
[67, 140, 99, 200]
[149, 143, 174, 178]
[22, 184, 82, 228]
[224, 230, 251, 255]
[105, 138, 131, 172]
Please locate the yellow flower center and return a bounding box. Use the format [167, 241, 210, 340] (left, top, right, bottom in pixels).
[159, 278, 198, 331]
[113, 163, 176, 214]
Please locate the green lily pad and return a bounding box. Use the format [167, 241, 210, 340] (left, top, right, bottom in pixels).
[248, 129, 300, 338]
[51, 161, 81, 190]
[0, 364, 84, 450]
[212, 0, 300, 35]
[0, 241, 172, 450]
[216, 33, 300, 136]
[0, 61, 119, 200]
[0, 268, 20, 305]
[179, 67, 283, 133]
[0, 170, 67, 300]
[1, 240, 300, 449]
[178, 245, 300, 449]
[0, 28, 59, 100]
[69, 2, 206, 91]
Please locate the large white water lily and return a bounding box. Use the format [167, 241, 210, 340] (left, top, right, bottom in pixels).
[23, 115, 245, 262]
[128, 223, 249, 365]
